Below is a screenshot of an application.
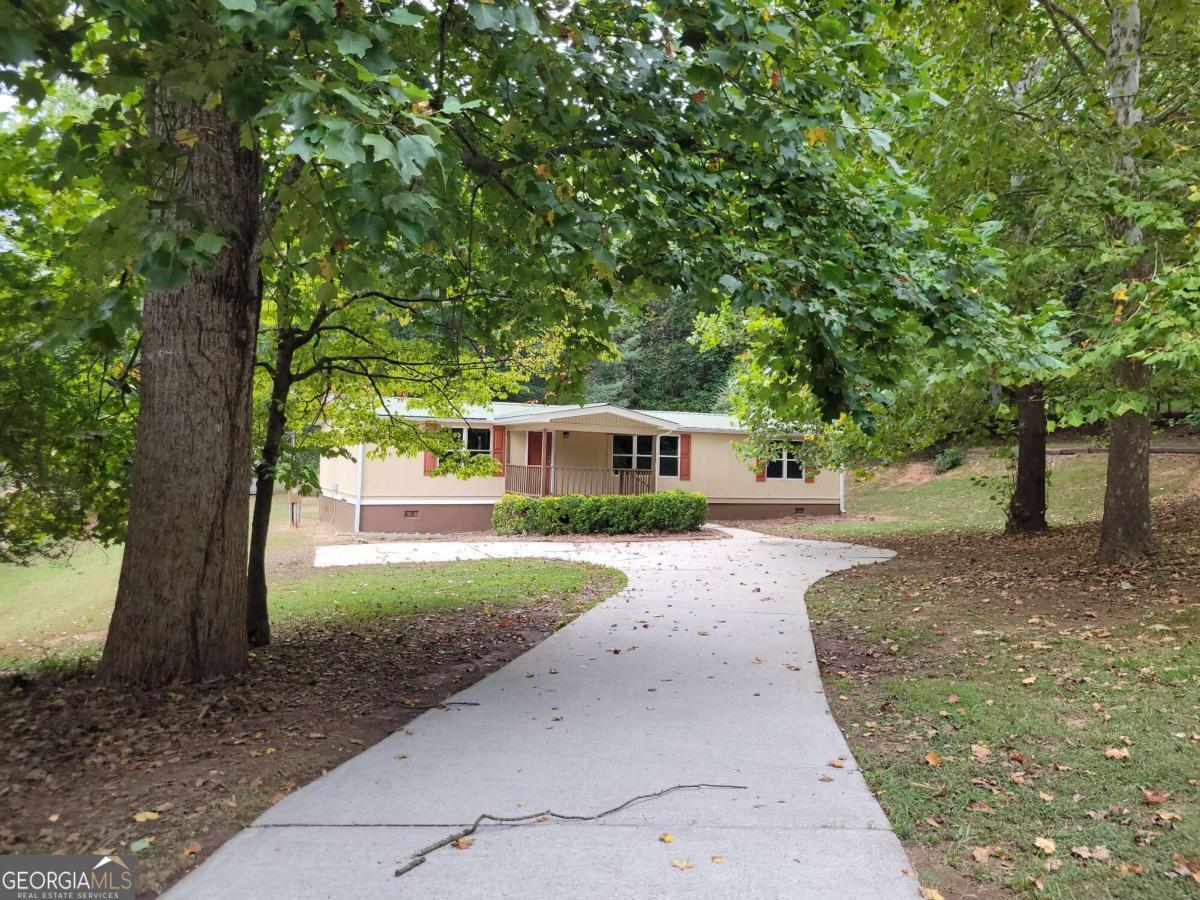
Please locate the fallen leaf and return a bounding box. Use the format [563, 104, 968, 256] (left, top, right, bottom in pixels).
[1034, 836, 1056, 856]
[946, 694, 959, 704]
[711, 855, 724, 864]
[671, 858, 695, 871]
[130, 838, 152, 853]
[1044, 859, 1062, 872]
[1071, 846, 1092, 859]
[1039, 791, 1055, 802]
[183, 841, 201, 857]
[1091, 846, 1111, 863]
[971, 743, 991, 761]
[1170, 853, 1200, 883]
[1104, 747, 1131, 760]
[659, 834, 675, 844]
[971, 846, 995, 863]
[1023, 675, 1038, 685]
[452, 837, 475, 850]
[924, 751, 943, 768]
[1115, 862, 1143, 875]
[818, 774, 833, 782]
[132, 811, 159, 823]
[967, 799, 994, 814]
[1141, 787, 1170, 804]
[920, 889, 945, 900]
[828, 759, 845, 769]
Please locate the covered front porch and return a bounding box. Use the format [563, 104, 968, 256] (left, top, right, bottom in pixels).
[497, 405, 678, 498]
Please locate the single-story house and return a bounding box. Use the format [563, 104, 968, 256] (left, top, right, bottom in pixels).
[318, 401, 845, 533]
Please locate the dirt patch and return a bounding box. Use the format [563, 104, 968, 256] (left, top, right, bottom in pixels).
[0, 575, 618, 896]
[894, 461, 936, 486]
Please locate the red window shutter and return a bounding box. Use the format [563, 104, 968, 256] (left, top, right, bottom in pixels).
[423, 422, 438, 476]
[542, 432, 553, 494]
[679, 433, 691, 480]
[491, 425, 506, 475]
[755, 460, 767, 482]
[528, 432, 543, 466]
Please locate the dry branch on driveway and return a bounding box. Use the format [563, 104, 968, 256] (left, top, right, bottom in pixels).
[394, 783, 748, 877]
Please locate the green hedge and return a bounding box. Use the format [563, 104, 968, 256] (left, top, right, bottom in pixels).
[492, 491, 708, 535]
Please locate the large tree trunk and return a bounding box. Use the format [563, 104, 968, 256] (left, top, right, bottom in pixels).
[1006, 383, 1047, 535]
[1098, 0, 1152, 563]
[1099, 358, 1152, 563]
[98, 96, 261, 684]
[246, 343, 294, 648]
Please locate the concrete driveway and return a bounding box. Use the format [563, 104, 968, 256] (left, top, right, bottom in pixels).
[167, 526, 917, 899]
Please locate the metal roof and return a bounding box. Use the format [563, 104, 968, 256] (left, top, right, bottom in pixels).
[380, 399, 745, 433]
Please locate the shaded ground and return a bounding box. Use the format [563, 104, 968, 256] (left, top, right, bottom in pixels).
[0, 559, 623, 896]
[776, 496, 1200, 898]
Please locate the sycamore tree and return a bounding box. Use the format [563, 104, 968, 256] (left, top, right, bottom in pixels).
[899, 0, 1200, 557]
[3, 0, 1005, 684]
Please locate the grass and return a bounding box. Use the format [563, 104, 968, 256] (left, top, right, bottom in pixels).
[802, 451, 1200, 538]
[268, 558, 624, 625]
[812, 570, 1200, 898]
[780, 445, 1200, 898]
[0, 495, 625, 665]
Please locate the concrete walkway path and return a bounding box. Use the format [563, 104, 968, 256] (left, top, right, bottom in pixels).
[168, 527, 917, 899]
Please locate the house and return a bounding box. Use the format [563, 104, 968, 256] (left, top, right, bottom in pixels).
[317, 401, 845, 533]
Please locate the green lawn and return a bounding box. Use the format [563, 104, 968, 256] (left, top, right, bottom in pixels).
[268, 558, 621, 625]
[0, 495, 302, 655]
[0, 496, 625, 662]
[805, 451, 1200, 538]
[794, 448, 1200, 898]
[811, 561, 1200, 899]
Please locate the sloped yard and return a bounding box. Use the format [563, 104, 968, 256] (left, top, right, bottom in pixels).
[783, 488, 1200, 897]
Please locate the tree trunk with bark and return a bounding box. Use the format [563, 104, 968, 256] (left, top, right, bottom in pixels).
[1006, 383, 1048, 535]
[1099, 358, 1152, 563]
[98, 95, 262, 684]
[1098, 0, 1153, 563]
[246, 340, 295, 648]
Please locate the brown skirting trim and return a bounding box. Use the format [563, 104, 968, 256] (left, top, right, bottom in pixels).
[360, 503, 494, 534]
[708, 501, 842, 519]
[318, 495, 356, 531]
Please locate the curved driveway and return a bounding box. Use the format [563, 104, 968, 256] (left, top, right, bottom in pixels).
[168, 526, 918, 899]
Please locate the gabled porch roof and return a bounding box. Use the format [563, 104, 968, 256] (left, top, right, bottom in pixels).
[492, 403, 675, 432]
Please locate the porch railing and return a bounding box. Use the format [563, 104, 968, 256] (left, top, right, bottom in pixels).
[504, 464, 655, 498]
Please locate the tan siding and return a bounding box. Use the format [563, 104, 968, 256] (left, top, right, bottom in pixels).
[552, 430, 610, 468]
[360, 445, 505, 501]
[319, 449, 359, 499]
[683, 433, 839, 503]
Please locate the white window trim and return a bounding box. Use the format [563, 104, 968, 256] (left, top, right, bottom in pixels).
[611, 433, 653, 471]
[657, 434, 680, 478]
[445, 425, 492, 456]
[765, 446, 805, 481]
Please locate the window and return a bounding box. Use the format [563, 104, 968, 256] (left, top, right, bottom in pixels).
[442, 426, 491, 456]
[766, 443, 804, 480]
[613, 434, 652, 470]
[658, 435, 679, 477]
[465, 427, 491, 455]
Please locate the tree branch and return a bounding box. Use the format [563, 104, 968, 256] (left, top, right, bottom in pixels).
[394, 784, 747, 878]
[1037, 0, 1107, 59]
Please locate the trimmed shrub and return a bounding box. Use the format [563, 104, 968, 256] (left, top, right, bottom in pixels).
[492, 491, 708, 535]
[933, 446, 963, 474]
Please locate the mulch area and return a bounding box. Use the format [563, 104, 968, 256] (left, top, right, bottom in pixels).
[0, 591, 608, 896]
